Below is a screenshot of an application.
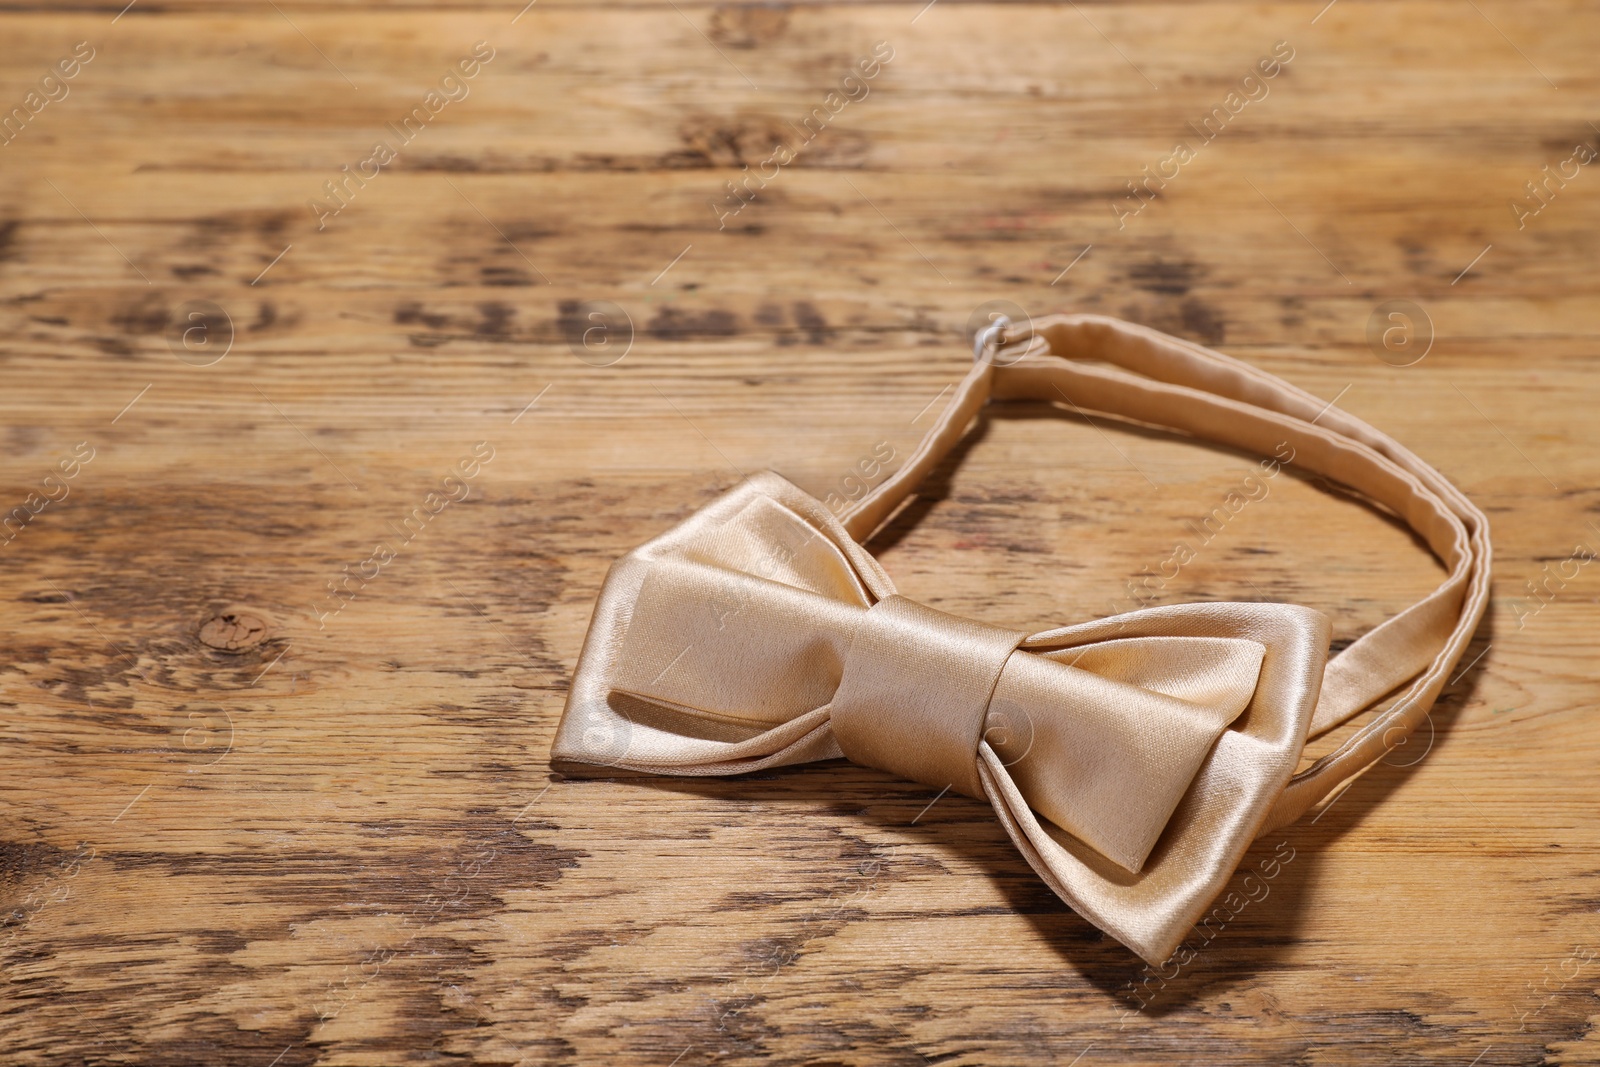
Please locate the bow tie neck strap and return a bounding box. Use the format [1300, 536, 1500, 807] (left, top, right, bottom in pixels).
[840, 313, 1491, 833]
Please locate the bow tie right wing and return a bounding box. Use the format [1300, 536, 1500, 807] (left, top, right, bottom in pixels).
[980, 601, 1329, 964]
[987, 634, 1266, 874]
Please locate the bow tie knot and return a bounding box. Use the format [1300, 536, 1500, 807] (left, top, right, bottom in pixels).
[829, 595, 1025, 800]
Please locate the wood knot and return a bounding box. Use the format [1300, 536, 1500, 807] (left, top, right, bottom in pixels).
[198, 610, 269, 653]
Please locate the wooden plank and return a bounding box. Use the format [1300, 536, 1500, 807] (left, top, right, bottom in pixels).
[2, 2, 1598, 1064]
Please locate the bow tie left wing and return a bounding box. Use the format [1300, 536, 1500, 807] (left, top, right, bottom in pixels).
[552, 473, 887, 776]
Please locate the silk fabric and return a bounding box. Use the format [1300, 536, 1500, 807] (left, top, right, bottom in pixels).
[550, 314, 1491, 964]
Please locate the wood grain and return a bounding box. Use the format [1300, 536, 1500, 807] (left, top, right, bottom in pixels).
[2, 1, 1598, 1064]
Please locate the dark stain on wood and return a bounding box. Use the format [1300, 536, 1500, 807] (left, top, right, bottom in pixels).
[110, 297, 171, 337]
[197, 611, 270, 654]
[647, 306, 740, 341]
[1128, 258, 1204, 296]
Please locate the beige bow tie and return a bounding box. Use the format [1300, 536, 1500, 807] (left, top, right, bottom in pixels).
[551, 314, 1491, 965]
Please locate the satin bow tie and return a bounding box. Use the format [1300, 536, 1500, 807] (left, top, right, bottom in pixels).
[551, 313, 1491, 965]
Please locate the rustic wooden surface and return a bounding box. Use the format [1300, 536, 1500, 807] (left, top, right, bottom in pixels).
[2, 1, 1598, 1064]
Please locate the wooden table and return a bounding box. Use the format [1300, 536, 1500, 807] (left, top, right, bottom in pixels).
[3, 1, 1597, 1064]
